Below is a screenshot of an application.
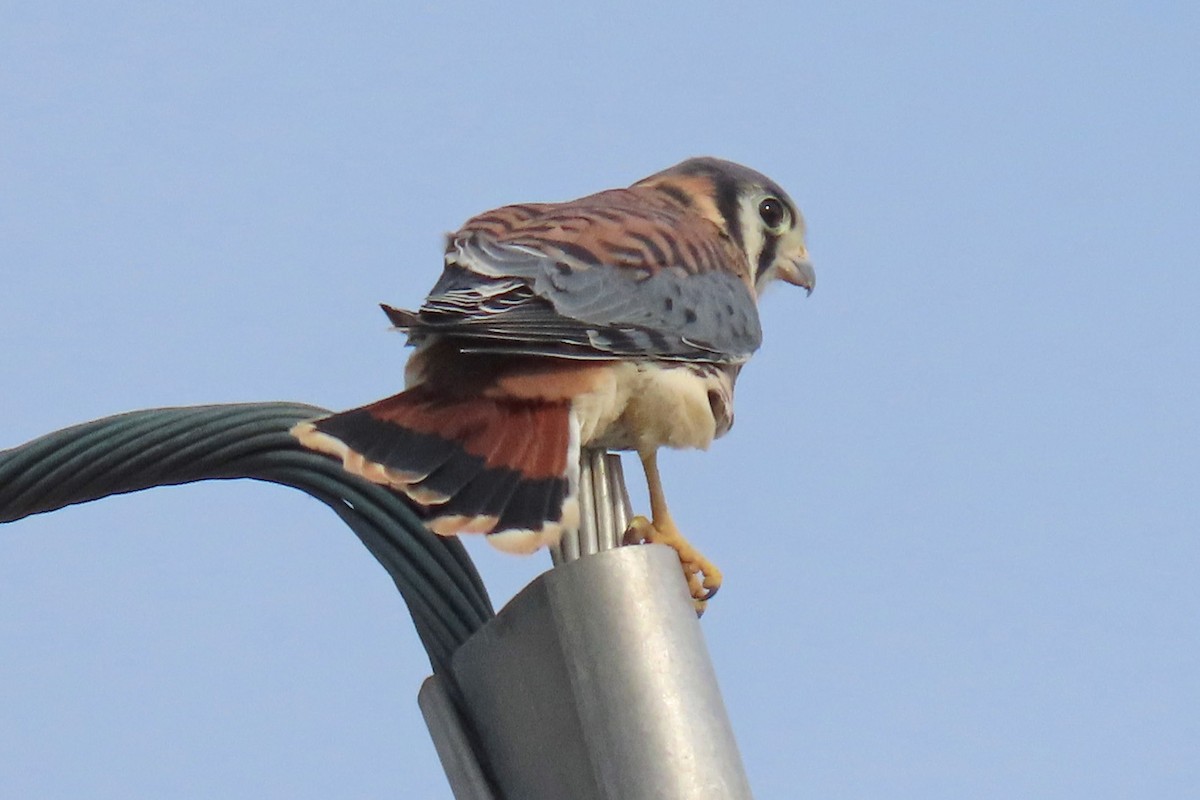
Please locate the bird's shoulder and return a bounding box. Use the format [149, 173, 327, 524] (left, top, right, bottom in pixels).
[454, 187, 748, 279]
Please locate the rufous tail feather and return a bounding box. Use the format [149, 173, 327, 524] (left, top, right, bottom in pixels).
[291, 388, 579, 553]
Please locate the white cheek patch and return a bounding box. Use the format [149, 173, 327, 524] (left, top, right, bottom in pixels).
[738, 198, 767, 267]
[744, 227, 767, 273]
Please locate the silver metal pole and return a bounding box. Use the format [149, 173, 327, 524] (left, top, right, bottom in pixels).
[421, 450, 753, 799]
[417, 676, 498, 800]
[551, 450, 630, 566]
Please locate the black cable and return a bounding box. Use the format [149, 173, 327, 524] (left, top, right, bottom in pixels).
[0, 402, 495, 674]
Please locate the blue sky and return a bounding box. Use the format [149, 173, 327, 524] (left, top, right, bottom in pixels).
[2, 3, 1198, 797]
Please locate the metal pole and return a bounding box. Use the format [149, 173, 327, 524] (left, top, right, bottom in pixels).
[421, 451, 753, 799]
[418, 676, 499, 800]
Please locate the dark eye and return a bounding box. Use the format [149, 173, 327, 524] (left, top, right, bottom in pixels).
[758, 197, 788, 231]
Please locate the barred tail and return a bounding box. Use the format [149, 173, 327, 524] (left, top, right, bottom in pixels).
[291, 388, 580, 553]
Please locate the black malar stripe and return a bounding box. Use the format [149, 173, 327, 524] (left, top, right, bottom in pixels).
[756, 232, 779, 281]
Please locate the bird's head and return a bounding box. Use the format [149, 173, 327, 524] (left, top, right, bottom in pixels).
[634, 157, 815, 298]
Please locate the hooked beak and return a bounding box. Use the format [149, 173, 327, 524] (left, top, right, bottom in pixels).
[777, 257, 816, 295]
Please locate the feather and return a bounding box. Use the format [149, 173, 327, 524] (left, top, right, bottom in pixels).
[290, 389, 577, 548]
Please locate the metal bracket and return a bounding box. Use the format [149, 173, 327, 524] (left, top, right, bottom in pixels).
[420, 450, 752, 798]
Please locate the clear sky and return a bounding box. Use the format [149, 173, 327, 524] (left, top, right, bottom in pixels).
[2, 3, 1197, 798]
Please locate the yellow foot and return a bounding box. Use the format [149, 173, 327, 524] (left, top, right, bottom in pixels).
[623, 515, 723, 615]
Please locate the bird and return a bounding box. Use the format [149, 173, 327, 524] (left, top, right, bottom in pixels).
[291, 157, 813, 611]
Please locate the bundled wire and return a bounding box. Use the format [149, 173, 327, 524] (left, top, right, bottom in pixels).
[0, 402, 495, 674]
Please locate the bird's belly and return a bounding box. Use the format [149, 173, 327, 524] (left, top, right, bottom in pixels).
[582, 362, 724, 453]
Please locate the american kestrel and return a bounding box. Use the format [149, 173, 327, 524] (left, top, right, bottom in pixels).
[292, 157, 813, 610]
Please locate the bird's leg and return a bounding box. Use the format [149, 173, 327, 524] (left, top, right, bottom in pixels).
[623, 450, 723, 613]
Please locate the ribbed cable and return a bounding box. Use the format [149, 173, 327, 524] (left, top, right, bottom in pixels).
[0, 402, 495, 674]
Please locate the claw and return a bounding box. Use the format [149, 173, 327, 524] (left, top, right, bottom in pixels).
[624, 514, 722, 615]
[624, 450, 724, 616]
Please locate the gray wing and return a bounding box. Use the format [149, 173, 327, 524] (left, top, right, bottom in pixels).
[388, 233, 763, 363]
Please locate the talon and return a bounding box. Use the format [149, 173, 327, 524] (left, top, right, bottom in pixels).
[621, 451, 725, 611]
[622, 513, 722, 609]
[691, 578, 720, 616]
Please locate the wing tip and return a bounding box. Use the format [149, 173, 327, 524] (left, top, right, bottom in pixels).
[381, 303, 419, 329]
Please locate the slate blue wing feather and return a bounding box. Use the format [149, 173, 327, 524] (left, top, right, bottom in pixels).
[388, 187, 764, 363]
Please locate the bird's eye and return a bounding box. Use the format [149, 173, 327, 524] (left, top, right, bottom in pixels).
[758, 197, 788, 232]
